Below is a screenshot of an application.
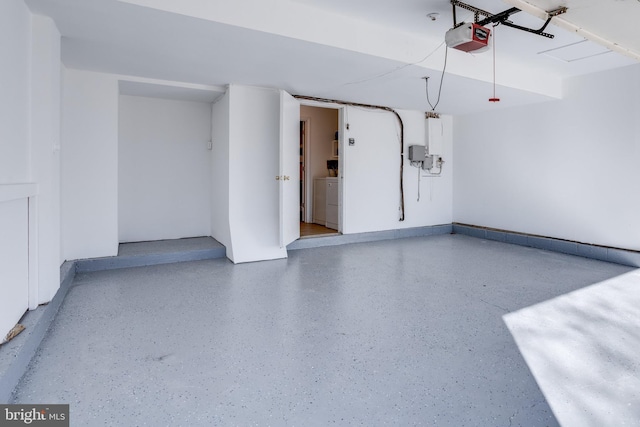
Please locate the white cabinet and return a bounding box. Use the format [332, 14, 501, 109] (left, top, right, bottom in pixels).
[325, 178, 338, 229]
[313, 177, 339, 230]
[313, 179, 326, 224]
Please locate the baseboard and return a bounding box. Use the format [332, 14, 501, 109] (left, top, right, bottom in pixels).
[452, 223, 640, 268]
[0, 261, 77, 403]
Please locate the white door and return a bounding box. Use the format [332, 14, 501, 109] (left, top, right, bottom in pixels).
[279, 90, 300, 247]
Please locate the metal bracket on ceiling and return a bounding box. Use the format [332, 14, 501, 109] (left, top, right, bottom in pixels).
[450, 0, 568, 39]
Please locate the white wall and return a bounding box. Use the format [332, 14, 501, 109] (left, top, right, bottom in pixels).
[341, 107, 453, 234]
[454, 64, 640, 251]
[30, 15, 61, 303]
[0, 0, 32, 338]
[0, 0, 30, 184]
[118, 95, 212, 242]
[59, 77, 453, 266]
[211, 90, 232, 251]
[62, 69, 119, 260]
[0, 1, 62, 337]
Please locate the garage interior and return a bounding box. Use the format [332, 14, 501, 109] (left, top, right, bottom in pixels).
[1, 0, 639, 425]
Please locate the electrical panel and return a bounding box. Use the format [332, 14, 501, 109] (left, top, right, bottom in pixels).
[408, 145, 426, 162]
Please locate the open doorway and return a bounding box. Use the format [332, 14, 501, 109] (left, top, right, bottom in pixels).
[299, 105, 340, 238]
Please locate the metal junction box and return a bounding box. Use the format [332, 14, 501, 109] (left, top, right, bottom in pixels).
[408, 145, 426, 162]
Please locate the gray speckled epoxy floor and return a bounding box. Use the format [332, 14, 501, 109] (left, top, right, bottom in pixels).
[10, 235, 633, 426]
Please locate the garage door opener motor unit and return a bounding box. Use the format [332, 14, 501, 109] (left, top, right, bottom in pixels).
[445, 23, 490, 52]
[445, 0, 568, 53]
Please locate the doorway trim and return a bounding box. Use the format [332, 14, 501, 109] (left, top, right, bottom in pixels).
[301, 116, 312, 223]
[298, 101, 345, 234]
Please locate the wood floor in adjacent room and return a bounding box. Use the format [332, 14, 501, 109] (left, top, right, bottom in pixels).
[300, 221, 338, 238]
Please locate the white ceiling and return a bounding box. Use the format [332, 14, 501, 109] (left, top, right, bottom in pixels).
[25, 0, 639, 114]
[505, 0, 640, 60]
